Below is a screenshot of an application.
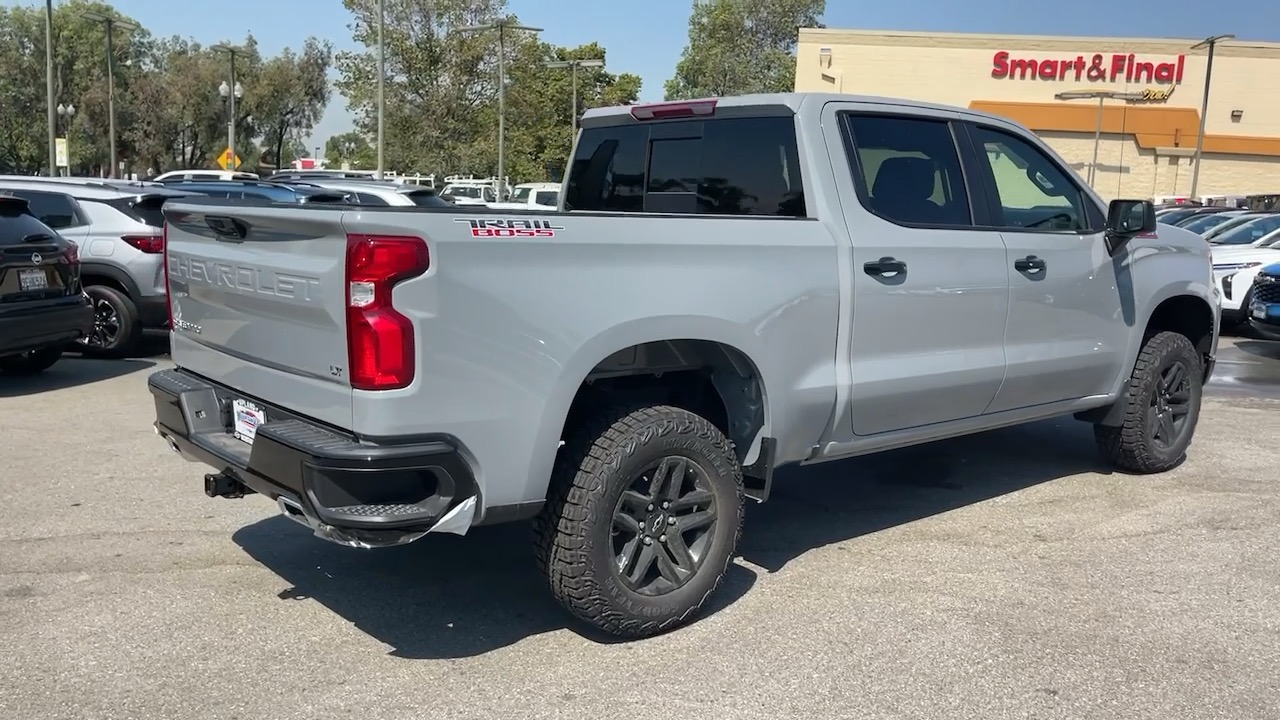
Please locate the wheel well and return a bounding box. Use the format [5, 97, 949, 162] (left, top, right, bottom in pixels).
[80, 273, 130, 298]
[1144, 294, 1215, 374]
[562, 340, 767, 466]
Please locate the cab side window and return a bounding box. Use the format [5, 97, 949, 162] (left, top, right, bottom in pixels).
[970, 125, 1090, 232]
[842, 114, 973, 227]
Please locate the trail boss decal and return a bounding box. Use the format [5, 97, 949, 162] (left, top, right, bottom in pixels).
[455, 218, 563, 238]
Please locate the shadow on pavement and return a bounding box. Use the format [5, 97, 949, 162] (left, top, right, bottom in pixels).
[1233, 339, 1280, 362]
[233, 416, 1107, 659]
[234, 517, 757, 659]
[0, 355, 156, 398]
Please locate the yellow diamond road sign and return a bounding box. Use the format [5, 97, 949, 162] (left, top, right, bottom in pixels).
[218, 148, 241, 171]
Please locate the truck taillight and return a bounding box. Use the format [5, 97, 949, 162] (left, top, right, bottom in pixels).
[629, 99, 717, 121]
[345, 234, 430, 391]
[122, 233, 165, 253]
[163, 222, 172, 327]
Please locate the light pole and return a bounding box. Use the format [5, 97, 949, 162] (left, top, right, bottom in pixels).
[1188, 34, 1235, 202]
[457, 19, 543, 198]
[44, 0, 56, 177]
[1054, 89, 1145, 187]
[376, 0, 385, 180]
[545, 57, 604, 136]
[83, 11, 138, 179]
[218, 80, 244, 168]
[213, 44, 246, 170]
[56, 103, 75, 175]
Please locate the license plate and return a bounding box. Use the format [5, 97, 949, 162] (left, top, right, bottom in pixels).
[232, 399, 265, 445]
[18, 268, 47, 291]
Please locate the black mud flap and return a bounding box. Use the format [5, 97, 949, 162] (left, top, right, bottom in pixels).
[742, 436, 776, 503]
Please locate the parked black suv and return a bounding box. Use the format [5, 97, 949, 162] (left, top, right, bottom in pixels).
[0, 195, 92, 375]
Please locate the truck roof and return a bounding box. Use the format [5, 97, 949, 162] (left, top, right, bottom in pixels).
[584, 92, 1028, 131]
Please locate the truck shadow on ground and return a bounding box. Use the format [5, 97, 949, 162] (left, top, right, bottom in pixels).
[232, 416, 1110, 660]
[0, 356, 156, 398]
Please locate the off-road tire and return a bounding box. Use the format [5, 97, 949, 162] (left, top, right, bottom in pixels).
[1094, 331, 1204, 473]
[534, 404, 744, 639]
[78, 284, 141, 359]
[0, 346, 64, 375]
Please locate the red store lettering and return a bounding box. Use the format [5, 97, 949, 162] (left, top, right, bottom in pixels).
[991, 51, 1185, 83]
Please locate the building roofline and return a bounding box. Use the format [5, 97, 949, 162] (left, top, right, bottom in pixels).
[799, 27, 1280, 55]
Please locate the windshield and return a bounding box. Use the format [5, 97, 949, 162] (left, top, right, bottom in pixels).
[1205, 214, 1264, 239]
[510, 187, 532, 202]
[445, 185, 483, 198]
[1210, 215, 1280, 245]
[1159, 209, 1202, 225]
[1179, 213, 1237, 235]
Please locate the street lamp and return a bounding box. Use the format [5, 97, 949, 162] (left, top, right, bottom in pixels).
[457, 19, 543, 197]
[1054, 89, 1145, 186]
[545, 58, 604, 135]
[83, 10, 138, 179]
[56, 103, 75, 175]
[1188, 34, 1235, 202]
[213, 44, 247, 171]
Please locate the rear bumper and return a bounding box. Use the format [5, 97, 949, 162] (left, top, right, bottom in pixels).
[0, 295, 93, 356]
[148, 368, 479, 548]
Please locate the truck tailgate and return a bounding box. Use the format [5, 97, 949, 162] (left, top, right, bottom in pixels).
[163, 201, 354, 429]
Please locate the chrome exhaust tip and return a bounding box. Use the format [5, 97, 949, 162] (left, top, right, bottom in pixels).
[276, 496, 316, 529]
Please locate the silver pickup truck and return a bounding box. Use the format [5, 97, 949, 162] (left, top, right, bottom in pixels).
[150, 92, 1219, 639]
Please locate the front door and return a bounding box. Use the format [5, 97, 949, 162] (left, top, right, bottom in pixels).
[961, 122, 1130, 413]
[835, 109, 1011, 436]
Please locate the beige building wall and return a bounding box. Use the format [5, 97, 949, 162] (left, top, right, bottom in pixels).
[795, 28, 1280, 200]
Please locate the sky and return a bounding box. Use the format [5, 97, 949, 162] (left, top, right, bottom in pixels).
[10, 0, 1280, 155]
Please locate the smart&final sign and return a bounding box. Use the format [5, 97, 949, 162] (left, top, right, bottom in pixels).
[991, 51, 1186, 84]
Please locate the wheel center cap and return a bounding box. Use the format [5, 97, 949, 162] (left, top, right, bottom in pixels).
[645, 512, 667, 536]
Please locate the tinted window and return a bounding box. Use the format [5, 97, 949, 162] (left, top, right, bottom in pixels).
[355, 192, 389, 206]
[510, 187, 532, 202]
[0, 198, 57, 246]
[564, 124, 650, 212]
[566, 117, 805, 217]
[1179, 213, 1236, 235]
[844, 114, 971, 227]
[405, 191, 449, 208]
[534, 190, 558, 206]
[971, 125, 1088, 232]
[1211, 215, 1280, 245]
[6, 190, 81, 229]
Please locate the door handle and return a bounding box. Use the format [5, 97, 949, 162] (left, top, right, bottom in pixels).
[864, 256, 907, 277]
[1014, 255, 1046, 273]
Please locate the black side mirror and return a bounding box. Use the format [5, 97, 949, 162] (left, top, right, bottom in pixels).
[1104, 199, 1156, 255]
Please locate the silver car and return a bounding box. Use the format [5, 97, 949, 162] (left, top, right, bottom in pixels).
[279, 178, 450, 207]
[0, 177, 194, 357]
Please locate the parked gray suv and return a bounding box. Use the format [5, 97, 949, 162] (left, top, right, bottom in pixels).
[0, 178, 193, 357]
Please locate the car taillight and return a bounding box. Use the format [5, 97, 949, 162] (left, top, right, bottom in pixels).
[163, 222, 172, 327]
[629, 99, 717, 121]
[345, 234, 430, 391]
[122, 233, 165, 253]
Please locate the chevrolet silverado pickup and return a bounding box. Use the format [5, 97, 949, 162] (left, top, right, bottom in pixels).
[150, 93, 1219, 639]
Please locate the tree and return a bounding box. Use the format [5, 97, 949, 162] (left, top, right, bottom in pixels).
[251, 38, 332, 172]
[664, 0, 824, 100]
[324, 131, 377, 169]
[335, 0, 640, 181]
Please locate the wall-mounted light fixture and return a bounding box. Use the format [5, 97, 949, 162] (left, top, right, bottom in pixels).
[1231, 109, 1244, 121]
[819, 47, 832, 68]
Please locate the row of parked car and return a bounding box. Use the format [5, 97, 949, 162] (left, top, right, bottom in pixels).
[0, 173, 456, 374]
[1155, 204, 1280, 328]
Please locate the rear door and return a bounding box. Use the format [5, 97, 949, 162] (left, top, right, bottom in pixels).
[959, 121, 1128, 412]
[829, 106, 1011, 436]
[163, 202, 356, 428]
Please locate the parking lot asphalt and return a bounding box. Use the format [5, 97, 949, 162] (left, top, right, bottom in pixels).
[3, 336, 1279, 720]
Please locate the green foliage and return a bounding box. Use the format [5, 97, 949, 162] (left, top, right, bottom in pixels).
[665, 0, 824, 100]
[0, 0, 331, 176]
[324, 130, 378, 169]
[335, 0, 640, 181]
